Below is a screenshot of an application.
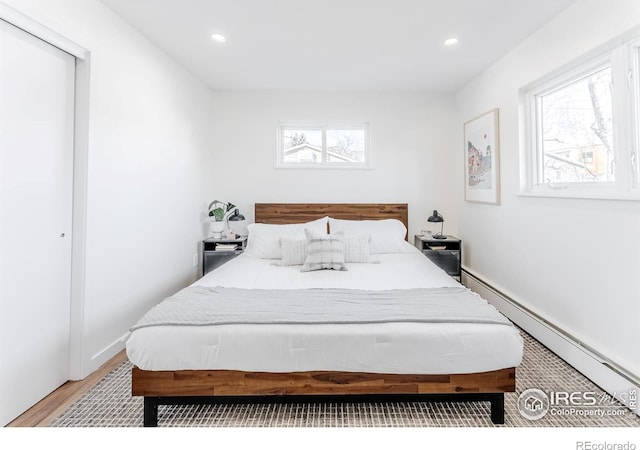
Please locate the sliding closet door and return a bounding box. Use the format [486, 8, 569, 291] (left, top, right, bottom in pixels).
[0, 19, 75, 425]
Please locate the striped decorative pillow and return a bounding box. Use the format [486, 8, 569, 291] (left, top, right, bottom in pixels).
[301, 229, 347, 272]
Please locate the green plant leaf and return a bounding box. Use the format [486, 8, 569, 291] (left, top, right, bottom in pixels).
[208, 200, 235, 220]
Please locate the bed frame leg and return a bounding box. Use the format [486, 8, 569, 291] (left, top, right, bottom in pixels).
[490, 393, 505, 424]
[143, 397, 159, 427]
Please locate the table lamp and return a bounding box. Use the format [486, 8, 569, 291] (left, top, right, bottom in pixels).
[427, 210, 446, 239]
[227, 209, 248, 237]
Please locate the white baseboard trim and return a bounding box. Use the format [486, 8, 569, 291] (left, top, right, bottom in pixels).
[462, 269, 639, 416]
[89, 332, 129, 374]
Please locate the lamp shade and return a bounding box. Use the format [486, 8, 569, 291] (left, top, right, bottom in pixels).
[427, 210, 443, 223]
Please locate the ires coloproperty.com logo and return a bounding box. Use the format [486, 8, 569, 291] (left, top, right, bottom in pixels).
[517, 388, 636, 420]
[518, 388, 550, 420]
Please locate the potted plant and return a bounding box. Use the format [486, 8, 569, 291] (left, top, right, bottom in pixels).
[208, 200, 236, 238]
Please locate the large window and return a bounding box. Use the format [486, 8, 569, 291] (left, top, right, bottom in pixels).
[277, 123, 371, 168]
[520, 28, 640, 200]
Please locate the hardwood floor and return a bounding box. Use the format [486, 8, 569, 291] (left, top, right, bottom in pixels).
[6, 350, 128, 427]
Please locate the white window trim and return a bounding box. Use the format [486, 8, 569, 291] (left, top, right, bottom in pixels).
[276, 122, 372, 169]
[519, 27, 640, 201]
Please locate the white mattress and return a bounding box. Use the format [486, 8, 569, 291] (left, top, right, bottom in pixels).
[126, 246, 523, 374]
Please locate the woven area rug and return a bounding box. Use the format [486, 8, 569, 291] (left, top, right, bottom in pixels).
[50, 330, 640, 427]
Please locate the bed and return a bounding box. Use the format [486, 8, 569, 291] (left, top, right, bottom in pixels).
[127, 203, 522, 426]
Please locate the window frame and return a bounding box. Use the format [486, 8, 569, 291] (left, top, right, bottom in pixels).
[519, 27, 640, 201]
[276, 122, 372, 169]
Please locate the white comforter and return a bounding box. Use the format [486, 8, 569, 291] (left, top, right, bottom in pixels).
[126, 246, 523, 374]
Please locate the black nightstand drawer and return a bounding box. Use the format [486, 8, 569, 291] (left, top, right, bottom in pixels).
[414, 234, 462, 281]
[203, 250, 243, 274]
[202, 237, 247, 276]
[423, 250, 460, 276]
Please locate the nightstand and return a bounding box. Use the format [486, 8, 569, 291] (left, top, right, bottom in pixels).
[414, 235, 462, 281]
[202, 237, 247, 276]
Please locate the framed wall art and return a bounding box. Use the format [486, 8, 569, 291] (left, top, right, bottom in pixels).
[464, 108, 500, 204]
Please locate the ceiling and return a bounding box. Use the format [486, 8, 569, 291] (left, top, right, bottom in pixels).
[99, 0, 577, 93]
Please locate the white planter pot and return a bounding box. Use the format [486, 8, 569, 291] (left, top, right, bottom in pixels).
[209, 220, 225, 238]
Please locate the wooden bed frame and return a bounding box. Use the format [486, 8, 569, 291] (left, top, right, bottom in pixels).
[131, 203, 516, 426]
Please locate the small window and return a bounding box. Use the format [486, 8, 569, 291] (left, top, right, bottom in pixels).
[520, 28, 640, 200]
[538, 65, 613, 184]
[278, 124, 370, 168]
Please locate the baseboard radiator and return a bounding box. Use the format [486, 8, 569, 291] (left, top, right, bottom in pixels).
[462, 268, 639, 417]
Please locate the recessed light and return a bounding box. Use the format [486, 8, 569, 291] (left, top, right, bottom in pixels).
[443, 37, 459, 47]
[210, 34, 227, 43]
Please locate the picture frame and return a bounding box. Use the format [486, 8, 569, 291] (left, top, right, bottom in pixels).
[464, 109, 500, 204]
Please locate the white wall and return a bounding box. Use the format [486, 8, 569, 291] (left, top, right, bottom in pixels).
[1, 0, 215, 376]
[456, 0, 640, 378]
[209, 91, 458, 238]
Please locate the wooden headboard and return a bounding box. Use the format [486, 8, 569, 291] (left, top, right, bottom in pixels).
[254, 203, 409, 239]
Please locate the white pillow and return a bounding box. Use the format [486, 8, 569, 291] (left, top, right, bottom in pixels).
[343, 234, 376, 263]
[244, 217, 328, 259]
[301, 229, 347, 272]
[328, 218, 411, 254]
[279, 238, 307, 266]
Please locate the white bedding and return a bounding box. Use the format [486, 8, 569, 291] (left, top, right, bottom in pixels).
[126, 246, 523, 374]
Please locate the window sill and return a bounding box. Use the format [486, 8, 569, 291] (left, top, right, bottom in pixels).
[517, 190, 640, 202]
[274, 164, 373, 170]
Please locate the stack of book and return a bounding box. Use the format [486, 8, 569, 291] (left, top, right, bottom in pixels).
[215, 243, 238, 252]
